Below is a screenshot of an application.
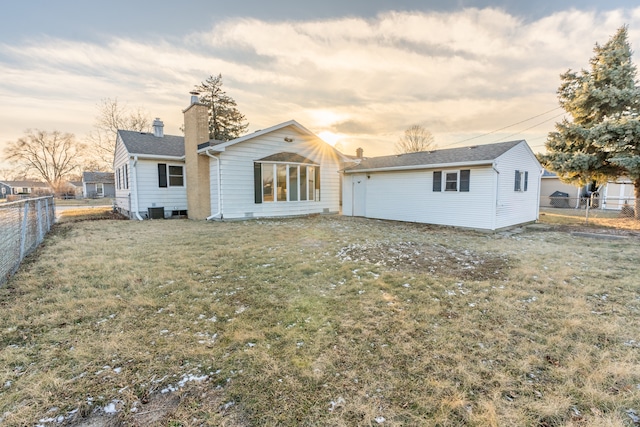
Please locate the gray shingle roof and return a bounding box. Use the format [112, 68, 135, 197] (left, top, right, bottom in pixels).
[345, 140, 524, 172]
[0, 180, 50, 188]
[118, 130, 185, 157]
[82, 171, 114, 184]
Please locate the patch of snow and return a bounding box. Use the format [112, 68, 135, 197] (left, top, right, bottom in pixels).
[402, 283, 411, 288]
[375, 416, 386, 423]
[328, 396, 346, 412]
[103, 400, 121, 414]
[626, 409, 640, 423]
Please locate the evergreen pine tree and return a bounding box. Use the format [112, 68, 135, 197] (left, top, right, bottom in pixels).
[540, 26, 640, 219]
[194, 74, 249, 141]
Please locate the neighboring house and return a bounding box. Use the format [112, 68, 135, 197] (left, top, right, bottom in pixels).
[540, 170, 581, 208]
[82, 171, 115, 198]
[600, 176, 636, 210]
[114, 104, 345, 220]
[0, 180, 52, 198]
[539, 170, 636, 210]
[342, 140, 542, 231]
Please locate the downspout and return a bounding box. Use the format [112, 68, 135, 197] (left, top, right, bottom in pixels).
[131, 156, 143, 220]
[535, 169, 543, 221]
[492, 162, 500, 230]
[205, 150, 222, 220]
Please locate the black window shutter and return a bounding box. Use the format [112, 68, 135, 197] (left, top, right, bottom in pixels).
[433, 171, 442, 192]
[254, 163, 262, 204]
[158, 163, 167, 188]
[514, 170, 520, 191]
[524, 171, 529, 192]
[315, 167, 321, 201]
[460, 170, 470, 192]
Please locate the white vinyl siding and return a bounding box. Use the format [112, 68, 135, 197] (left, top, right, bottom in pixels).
[113, 135, 132, 215]
[494, 142, 541, 229]
[113, 133, 187, 219]
[134, 160, 187, 218]
[343, 141, 542, 231]
[344, 167, 495, 229]
[209, 128, 341, 219]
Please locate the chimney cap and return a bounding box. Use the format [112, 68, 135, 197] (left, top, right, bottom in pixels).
[189, 91, 201, 105]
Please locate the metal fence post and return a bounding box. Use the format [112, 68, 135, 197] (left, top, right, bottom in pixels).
[19, 201, 29, 260]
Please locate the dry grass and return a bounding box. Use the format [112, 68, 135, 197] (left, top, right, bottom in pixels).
[55, 198, 114, 207]
[539, 207, 640, 231]
[1, 215, 640, 426]
[56, 207, 123, 223]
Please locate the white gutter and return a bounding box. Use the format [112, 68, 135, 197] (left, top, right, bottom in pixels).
[344, 159, 494, 174]
[131, 156, 143, 220]
[132, 154, 185, 161]
[205, 150, 222, 220]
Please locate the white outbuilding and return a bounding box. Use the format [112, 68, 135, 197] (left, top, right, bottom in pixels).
[342, 140, 543, 231]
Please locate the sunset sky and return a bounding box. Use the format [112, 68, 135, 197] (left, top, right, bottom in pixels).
[1, 1, 639, 172]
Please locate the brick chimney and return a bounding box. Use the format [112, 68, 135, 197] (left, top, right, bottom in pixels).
[183, 92, 211, 220]
[356, 147, 363, 159]
[152, 118, 164, 137]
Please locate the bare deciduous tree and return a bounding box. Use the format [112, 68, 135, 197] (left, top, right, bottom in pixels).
[395, 125, 436, 154]
[4, 130, 86, 193]
[86, 98, 150, 170]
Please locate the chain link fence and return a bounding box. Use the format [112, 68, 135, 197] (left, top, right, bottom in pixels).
[541, 194, 636, 214]
[1, 196, 56, 286]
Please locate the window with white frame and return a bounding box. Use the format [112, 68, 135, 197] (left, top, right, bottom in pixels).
[158, 163, 184, 187]
[96, 183, 104, 196]
[433, 170, 470, 192]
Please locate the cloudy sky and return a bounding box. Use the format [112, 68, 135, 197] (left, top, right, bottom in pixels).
[1, 1, 639, 171]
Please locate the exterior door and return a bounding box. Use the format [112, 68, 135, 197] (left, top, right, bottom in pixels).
[352, 174, 366, 217]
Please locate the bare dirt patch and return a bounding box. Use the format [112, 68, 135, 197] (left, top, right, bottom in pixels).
[337, 240, 511, 280]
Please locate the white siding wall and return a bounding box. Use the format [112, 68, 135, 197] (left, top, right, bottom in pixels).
[494, 142, 542, 229]
[209, 158, 220, 216]
[134, 159, 187, 218]
[113, 136, 132, 215]
[344, 167, 497, 229]
[210, 128, 341, 219]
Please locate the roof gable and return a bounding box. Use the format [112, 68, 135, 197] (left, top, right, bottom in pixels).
[118, 130, 185, 158]
[344, 140, 525, 173]
[197, 120, 348, 161]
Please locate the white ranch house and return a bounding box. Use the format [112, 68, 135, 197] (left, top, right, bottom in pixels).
[113, 100, 345, 220]
[342, 140, 542, 231]
[114, 95, 544, 231]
